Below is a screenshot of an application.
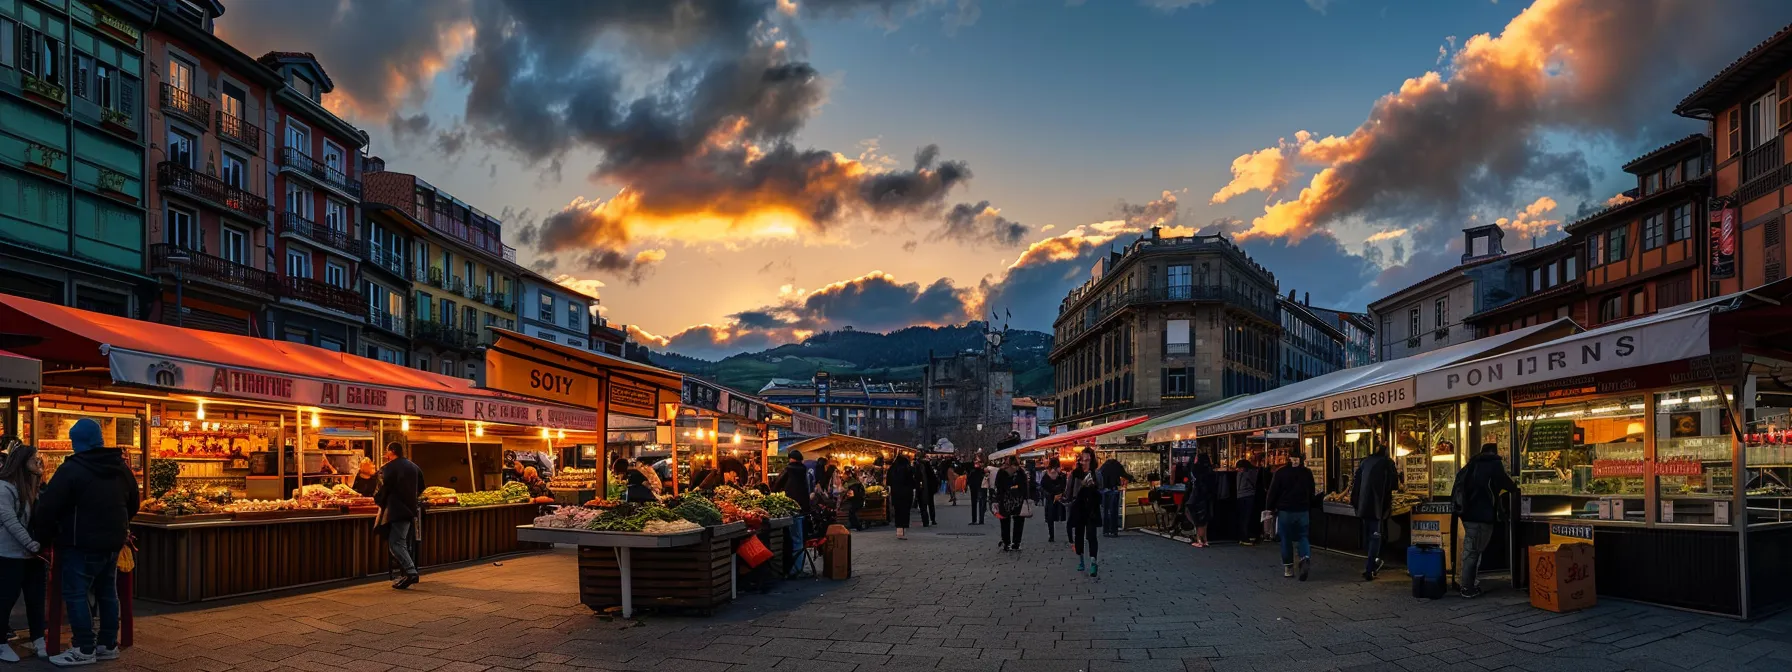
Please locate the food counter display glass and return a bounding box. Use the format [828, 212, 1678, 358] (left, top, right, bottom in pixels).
[1653, 387, 1733, 525]
[1745, 396, 1792, 525]
[1328, 415, 1385, 497]
[150, 403, 280, 497]
[1394, 404, 1465, 502]
[1480, 398, 1512, 461]
[36, 406, 142, 478]
[1300, 424, 1325, 493]
[1516, 395, 1646, 520]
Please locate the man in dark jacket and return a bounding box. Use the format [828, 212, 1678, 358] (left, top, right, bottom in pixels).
[916, 459, 939, 526]
[1352, 445, 1400, 582]
[1453, 443, 1518, 598]
[1265, 452, 1316, 580]
[1097, 457, 1133, 537]
[33, 418, 139, 665]
[375, 443, 425, 589]
[966, 457, 988, 524]
[1235, 459, 1267, 546]
[772, 451, 812, 513]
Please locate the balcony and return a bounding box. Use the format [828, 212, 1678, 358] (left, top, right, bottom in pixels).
[216, 109, 262, 154]
[425, 266, 447, 289]
[279, 212, 360, 256]
[280, 276, 367, 318]
[362, 245, 407, 279]
[412, 319, 479, 351]
[149, 244, 277, 297]
[157, 162, 268, 224]
[280, 147, 362, 199]
[447, 275, 467, 296]
[160, 83, 209, 127]
[1740, 137, 1790, 203]
[1053, 284, 1280, 354]
[367, 309, 407, 337]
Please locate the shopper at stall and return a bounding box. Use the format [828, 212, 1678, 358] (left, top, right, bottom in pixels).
[374, 443, 424, 590]
[1039, 460, 1067, 543]
[773, 451, 813, 511]
[939, 459, 958, 506]
[843, 469, 867, 531]
[1235, 458, 1266, 546]
[1067, 450, 1096, 551]
[1097, 452, 1133, 537]
[994, 457, 1033, 551]
[967, 457, 988, 525]
[888, 454, 916, 540]
[0, 443, 46, 661]
[614, 458, 657, 503]
[352, 458, 380, 498]
[1266, 451, 1315, 581]
[1070, 471, 1101, 576]
[917, 458, 939, 527]
[1352, 444, 1399, 582]
[1452, 442, 1518, 598]
[521, 466, 551, 499]
[1186, 453, 1217, 548]
[33, 418, 138, 666]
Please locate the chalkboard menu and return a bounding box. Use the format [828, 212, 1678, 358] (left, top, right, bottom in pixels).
[1529, 419, 1574, 452]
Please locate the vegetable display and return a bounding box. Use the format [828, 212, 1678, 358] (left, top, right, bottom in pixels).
[760, 493, 800, 518]
[585, 503, 683, 532]
[672, 496, 724, 528]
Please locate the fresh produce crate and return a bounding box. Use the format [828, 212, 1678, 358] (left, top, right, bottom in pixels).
[575, 524, 752, 615]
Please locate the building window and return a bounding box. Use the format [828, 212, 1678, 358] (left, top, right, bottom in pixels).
[1433, 297, 1448, 332]
[1164, 318, 1190, 355]
[1644, 171, 1661, 195]
[220, 153, 246, 190]
[285, 119, 310, 154]
[414, 291, 431, 321]
[0, 19, 13, 69]
[1564, 255, 1577, 281]
[1597, 294, 1622, 323]
[167, 129, 196, 169]
[1407, 308, 1419, 339]
[1684, 155, 1704, 179]
[1669, 204, 1693, 242]
[1606, 227, 1627, 264]
[286, 250, 310, 279]
[1546, 263, 1559, 288]
[323, 141, 344, 174]
[1749, 90, 1779, 151]
[539, 293, 554, 322]
[220, 227, 246, 265]
[539, 333, 556, 343]
[164, 207, 196, 249]
[1590, 233, 1605, 267]
[292, 75, 314, 100]
[325, 262, 347, 288]
[1163, 367, 1189, 396]
[324, 200, 348, 233]
[440, 298, 455, 326]
[1642, 213, 1664, 250]
[567, 301, 582, 328]
[1529, 267, 1542, 292]
[287, 186, 313, 219]
[1167, 264, 1191, 298]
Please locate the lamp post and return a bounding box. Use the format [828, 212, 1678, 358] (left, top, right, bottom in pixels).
[164, 248, 192, 327]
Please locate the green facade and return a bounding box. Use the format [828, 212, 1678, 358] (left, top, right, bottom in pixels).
[0, 0, 146, 279]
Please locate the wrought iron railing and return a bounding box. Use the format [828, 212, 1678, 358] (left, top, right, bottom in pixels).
[362, 245, 407, 278]
[1055, 284, 1279, 350]
[280, 211, 359, 255]
[157, 162, 267, 222]
[280, 146, 362, 198]
[1743, 137, 1783, 185]
[150, 243, 276, 294]
[368, 309, 407, 336]
[426, 266, 446, 289]
[216, 109, 261, 153]
[412, 319, 478, 350]
[280, 276, 367, 317]
[160, 83, 209, 126]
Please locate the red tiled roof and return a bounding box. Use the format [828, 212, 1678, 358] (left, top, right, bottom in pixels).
[1675, 23, 1792, 118]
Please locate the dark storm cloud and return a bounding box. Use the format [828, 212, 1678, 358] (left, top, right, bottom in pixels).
[935, 201, 1027, 247]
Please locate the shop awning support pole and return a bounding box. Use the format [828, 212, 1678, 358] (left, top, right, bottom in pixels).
[463, 422, 476, 491]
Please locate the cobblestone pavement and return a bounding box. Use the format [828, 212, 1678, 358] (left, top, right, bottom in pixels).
[24, 496, 1792, 671]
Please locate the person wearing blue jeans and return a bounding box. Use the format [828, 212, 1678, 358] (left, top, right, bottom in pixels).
[1095, 455, 1133, 537]
[30, 418, 140, 666]
[1264, 452, 1317, 581]
[58, 548, 120, 657]
[1100, 489, 1123, 536]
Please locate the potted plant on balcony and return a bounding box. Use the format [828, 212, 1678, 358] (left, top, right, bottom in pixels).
[100, 108, 137, 139]
[21, 74, 67, 109]
[97, 168, 136, 204]
[24, 143, 67, 179]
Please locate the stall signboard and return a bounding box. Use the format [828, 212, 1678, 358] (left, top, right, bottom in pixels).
[1411, 502, 1455, 560]
[607, 377, 661, 419]
[1318, 378, 1415, 420]
[484, 349, 601, 408]
[0, 352, 41, 393]
[1196, 413, 1266, 437]
[791, 411, 831, 437]
[1510, 352, 1742, 404]
[725, 392, 766, 422]
[682, 378, 723, 412]
[109, 349, 600, 429]
[1548, 522, 1595, 545]
[1417, 313, 1711, 401]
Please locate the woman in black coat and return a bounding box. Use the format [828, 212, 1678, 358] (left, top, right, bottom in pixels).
[1038, 461, 1067, 543]
[994, 457, 1033, 551]
[888, 454, 916, 540]
[1186, 453, 1217, 548]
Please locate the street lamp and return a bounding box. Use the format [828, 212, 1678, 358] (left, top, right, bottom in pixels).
[164, 248, 192, 327]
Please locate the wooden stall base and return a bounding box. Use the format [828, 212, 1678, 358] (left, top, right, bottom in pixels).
[577, 526, 752, 615]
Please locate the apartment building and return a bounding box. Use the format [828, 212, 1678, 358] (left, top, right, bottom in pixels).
[361, 163, 518, 380]
[519, 270, 597, 350]
[1277, 293, 1346, 387]
[1368, 225, 1533, 362]
[1050, 227, 1282, 427]
[1, 0, 152, 317]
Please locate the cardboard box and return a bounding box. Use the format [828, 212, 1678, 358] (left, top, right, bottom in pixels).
[1529, 542, 1595, 613]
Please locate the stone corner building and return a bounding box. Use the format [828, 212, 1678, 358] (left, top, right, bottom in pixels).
[1049, 227, 1282, 430]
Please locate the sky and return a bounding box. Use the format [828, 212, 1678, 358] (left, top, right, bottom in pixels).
[216, 0, 1792, 360]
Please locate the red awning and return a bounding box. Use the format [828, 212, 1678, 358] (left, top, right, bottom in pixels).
[0, 294, 597, 428]
[988, 415, 1150, 460]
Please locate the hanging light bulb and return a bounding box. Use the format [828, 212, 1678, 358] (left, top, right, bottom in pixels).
[540, 427, 551, 439]
[474, 422, 485, 437]
[557, 429, 567, 440]
[195, 400, 206, 421]
[732, 432, 742, 445]
[401, 417, 411, 432]
[310, 410, 321, 429]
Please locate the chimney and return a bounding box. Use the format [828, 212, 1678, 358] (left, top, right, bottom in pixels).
[1303, 292, 1310, 306]
[1287, 289, 1296, 301]
[1461, 224, 1507, 264]
[363, 155, 387, 174]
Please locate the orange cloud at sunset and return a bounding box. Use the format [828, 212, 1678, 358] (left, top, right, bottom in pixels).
[1495, 196, 1561, 240]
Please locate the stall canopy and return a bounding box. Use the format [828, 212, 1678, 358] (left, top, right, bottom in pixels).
[1146, 317, 1577, 443]
[991, 415, 1150, 460]
[485, 329, 681, 421]
[1097, 399, 1230, 446]
[783, 433, 917, 460]
[0, 295, 598, 428]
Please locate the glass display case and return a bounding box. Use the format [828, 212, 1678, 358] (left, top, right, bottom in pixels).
[1328, 415, 1385, 496]
[1745, 396, 1792, 525]
[1651, 387, 1733, 525]
[1300, 423, 1325, 493]
[35, 406, 143, 478]
[1517, 394, 1646, 520]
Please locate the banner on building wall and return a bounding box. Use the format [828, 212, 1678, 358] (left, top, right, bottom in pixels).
[108, 348, 599, 429]
[1709, 200, 1736, 280]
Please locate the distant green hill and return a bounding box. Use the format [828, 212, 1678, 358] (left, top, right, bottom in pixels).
[646, 322, 1055, 397]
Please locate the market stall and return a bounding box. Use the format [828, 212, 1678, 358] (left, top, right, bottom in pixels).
[782, 433, 918, 525]
[0, 296, 608, 603]
[991, 416, 1154, 527]
[1412, 283, 1792, 617]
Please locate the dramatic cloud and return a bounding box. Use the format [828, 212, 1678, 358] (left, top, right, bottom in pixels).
[553, 274, 608, 315]
[935, 201, 1028, 247]
[1120, 190, 1183, 230]
[1605, 192, 1636, 208]
[1210, 0, 1792, 246]
[1496, 196, 1562, 240]
[640, 271, 974, 358]
[575, 248, 668, 285]
[1363, 228, 1409, 244]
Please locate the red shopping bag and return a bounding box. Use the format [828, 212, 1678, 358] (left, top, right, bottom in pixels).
[738, 534, 774, 569]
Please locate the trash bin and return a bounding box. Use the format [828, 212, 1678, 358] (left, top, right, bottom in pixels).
[824, 524, 852, 579]
[1408, 544, 1446, 599]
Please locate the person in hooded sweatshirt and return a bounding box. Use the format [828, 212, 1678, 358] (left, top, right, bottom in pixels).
[1452, 443, 1518, 598]
[32, 418, 138, 667]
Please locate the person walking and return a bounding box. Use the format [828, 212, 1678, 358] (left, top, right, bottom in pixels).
[374, 443, 424, 590]
[1352, 444, 1399, 582]
[1069, 471, 1101, 577]
[1235, 457, 1266, 546]
[1186, 453, 1217, 548]
[1038, 461, 1067, 542]
[993, 457, 1032, 551]
[1266, 451, 1316, 581]
[888, 454, 916, 540]
[966, 457, 988, 524]
[0, 443, 46, 661]
[1452, 443, 1518, 598]
[1096, 453, 1133, 537]
[31, 419, 138, 666]
[940, 459, 958, 506]
[1067, 450, 1096, 550]
[917, 458, 939, 527]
